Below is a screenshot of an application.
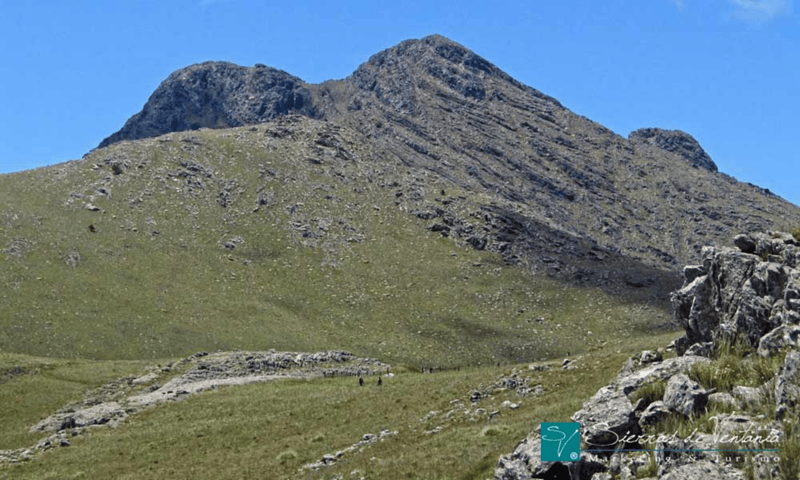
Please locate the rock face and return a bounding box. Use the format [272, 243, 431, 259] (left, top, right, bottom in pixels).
[497, 231, 800, 480]
[98, 62, 318, 148]
[662, 373, 707, 416]
[671, 231, 800, 351]
[629, 128, 718, 172]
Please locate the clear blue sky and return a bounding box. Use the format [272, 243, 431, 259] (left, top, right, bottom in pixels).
[1, 1, 798, 206]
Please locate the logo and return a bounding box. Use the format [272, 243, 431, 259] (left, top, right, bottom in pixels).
[541, 422, 581, 462]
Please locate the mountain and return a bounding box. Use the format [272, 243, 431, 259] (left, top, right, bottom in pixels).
[5, 33, 800, 479]
[3, 34, 800, 363]
[97, 34, 800, 287]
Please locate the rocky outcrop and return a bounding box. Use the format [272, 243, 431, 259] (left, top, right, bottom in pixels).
[497, 231, 800, 479]
[629, 128, 718, 172]
[671, 231, 800, 352]
[4, 350, 388, 465]
[97, 62, 318, 148]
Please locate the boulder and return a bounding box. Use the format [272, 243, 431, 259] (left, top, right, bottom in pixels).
[733, 234, 757, 254]
[662, 374, 707, 417]
[572, 386, 639, 448]
[684, 342, 713, 357]
[671, 241, 800, 350]
[682, 264, 706, 283]
[707, 392, 737, 410]
[494, 436, 607, 480]
[757, 325, 800, 356]
[731, 386, 762, 410]
[638, 401, 670, 428]
[639, 350, 662, 364]
[616, 356, 709, 395]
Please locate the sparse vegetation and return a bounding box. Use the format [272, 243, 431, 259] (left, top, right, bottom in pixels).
[0, 337, 676, 479]
[629, 378, 667, 407]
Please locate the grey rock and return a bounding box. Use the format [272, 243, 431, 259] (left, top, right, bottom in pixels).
[590, 473, 613, 480]
[706, 413, 773, 442]
[707, 392, 737, 410]
[671, 335, 692, 356]
[683, 264, 706, 283]
[758, 324, 800, 356]
[662, 373, 707, 417]
[655, 436, 710, 473]
[98, 62, 319, 148]
[30, 402, 127, 433]
[733, 233, 757, 254]
[671, 243, 800, 349]
[616, 356, 710, 395]
[494, 436, 607, 480]
[572, 386, 639, 448]
[639, 350, 662, 364]
[628, 128, 718, 172]
[684, 342, 713, 357]
[775, 350, 800, 419]
[638, 400, 670, 428]
[731, 385, 762, 410]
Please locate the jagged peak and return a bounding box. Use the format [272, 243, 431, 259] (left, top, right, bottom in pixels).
[354, 34, 511, 82]
[629, 127, 718, 172]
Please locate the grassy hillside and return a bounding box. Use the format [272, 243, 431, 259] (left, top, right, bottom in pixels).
[1, 332, 677, 479]
[1, 118, 685, 479]
[0, 118, 675, 367]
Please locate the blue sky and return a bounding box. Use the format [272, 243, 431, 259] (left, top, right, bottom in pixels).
[1, 1, 798, 206]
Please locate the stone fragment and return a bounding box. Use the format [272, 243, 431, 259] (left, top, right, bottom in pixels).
[572, 387, 639, 448]
[733, 233, 756, 254]
[638, 400, 670, 428]
[662, 374, 707, 417]
[731, 386, 762, 410]
[684, 342, 713, 357]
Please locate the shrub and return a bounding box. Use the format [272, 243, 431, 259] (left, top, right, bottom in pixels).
[629, 379, 667, 407]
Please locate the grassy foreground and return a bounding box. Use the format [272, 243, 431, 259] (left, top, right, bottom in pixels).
[1, 331, 678, 479]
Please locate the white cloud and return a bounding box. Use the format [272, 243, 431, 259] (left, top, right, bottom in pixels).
[671, 0, 686, 10]
[729, 0, 792, 22]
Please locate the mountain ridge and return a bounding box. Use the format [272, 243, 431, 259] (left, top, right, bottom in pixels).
[84, 34, 800, 283]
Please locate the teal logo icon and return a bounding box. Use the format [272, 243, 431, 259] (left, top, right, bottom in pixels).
[541, 422, 580, 462]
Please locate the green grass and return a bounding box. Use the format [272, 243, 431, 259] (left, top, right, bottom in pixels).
[0, 352, 152, 450]
[629, 378, 667, 407]
[1, 334, 676, 479]
[0, 120, 688, 479]
[688, 338, 783, 394]
[0, 121, 675, 368]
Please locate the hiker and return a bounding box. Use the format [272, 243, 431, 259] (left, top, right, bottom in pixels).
[359, 377, 364, 386]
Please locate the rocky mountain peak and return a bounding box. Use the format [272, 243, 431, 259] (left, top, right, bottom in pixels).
[628, 127, 718, 172]
[97, 61, 318, 149]
[347, 34, 544, 115]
